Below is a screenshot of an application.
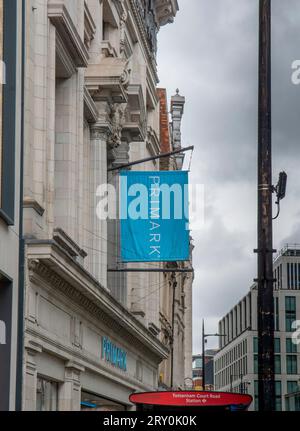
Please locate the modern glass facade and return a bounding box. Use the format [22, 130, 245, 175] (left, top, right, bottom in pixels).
[285, 296, 296, 332]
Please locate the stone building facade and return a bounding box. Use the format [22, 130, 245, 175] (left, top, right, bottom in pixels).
[0, 0, 23, 411]
[21, 0, 192, 411]
[156, 88, 193, 389]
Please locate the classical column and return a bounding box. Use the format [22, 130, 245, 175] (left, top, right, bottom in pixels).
[45, 22, 56, 239]
[89, 123, 110, 288]
[59, 362, 84, 411]
[107, 132, 131, 305]
[23, 342, 42, 411]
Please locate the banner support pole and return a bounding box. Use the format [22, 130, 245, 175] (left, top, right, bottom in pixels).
[108, 268, 194, 273]
[107, 146, 194, 172]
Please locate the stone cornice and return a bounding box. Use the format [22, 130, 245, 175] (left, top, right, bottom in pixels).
[84, 86, 98, 123]
[23, 197, 45, 217]
[48, 2, 89, 68]
[26, 326, 155, 393]
[85, 57, 130, 103]
[53, 228, 87, 261]
[128, 0, 159, 84]
[26, 240, 169, 362]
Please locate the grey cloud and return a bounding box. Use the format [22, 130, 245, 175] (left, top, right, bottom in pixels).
[158, 0, 300, 352]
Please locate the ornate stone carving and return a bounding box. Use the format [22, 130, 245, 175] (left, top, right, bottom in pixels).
[119, 1, 128, 56]
[120, 60, 131, 88]
[108, 103, 127, 149]
[90, 123, 110, 141]
[134, 0, 158, 54]
[155, 0, 179, 27]
[28, 259, 40, 282]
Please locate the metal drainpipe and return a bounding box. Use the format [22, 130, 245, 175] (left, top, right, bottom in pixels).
[15, 0, 26, 412]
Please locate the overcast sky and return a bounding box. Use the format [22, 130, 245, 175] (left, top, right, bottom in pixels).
[157, 0, 300, 354]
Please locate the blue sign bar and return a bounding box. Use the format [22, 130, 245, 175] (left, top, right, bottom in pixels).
[101, 337, 127, 371]
[120, 171, 190, 262]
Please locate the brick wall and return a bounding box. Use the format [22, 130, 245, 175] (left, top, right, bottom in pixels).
[157, 88, 171, 171]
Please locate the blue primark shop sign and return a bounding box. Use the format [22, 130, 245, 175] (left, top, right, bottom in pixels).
[120, 171, 189, 262]
[101, 336, 127, 371]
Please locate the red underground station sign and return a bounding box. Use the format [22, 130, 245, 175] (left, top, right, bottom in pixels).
[129, 391, 253, 409]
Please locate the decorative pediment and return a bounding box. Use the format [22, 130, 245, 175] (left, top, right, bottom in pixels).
[48, 2, 89, 67]
[85, 57, 130, 103]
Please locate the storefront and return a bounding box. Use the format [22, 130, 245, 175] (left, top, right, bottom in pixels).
[23, 242, 168, 411]
[81, 392, 126, 412]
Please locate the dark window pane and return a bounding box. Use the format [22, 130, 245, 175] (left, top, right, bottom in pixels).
[287, 355, 298, 375]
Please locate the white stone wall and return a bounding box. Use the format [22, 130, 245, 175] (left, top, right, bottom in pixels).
[22, 0, 180, 410]
[23, 276, 158, 411]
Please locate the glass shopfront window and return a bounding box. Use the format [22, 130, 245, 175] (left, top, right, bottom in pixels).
[81, 391, 126, 412]
[36, 377, 59, 411]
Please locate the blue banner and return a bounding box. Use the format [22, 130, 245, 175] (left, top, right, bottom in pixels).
[120, 171, 189, 262]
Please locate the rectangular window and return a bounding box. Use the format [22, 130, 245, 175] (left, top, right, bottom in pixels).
[275, 338, 281, 353]
[280, 264, 282, 289]
[254, 354, 258, 374]
[274, 297, 279, 331]
[291, 263, 294, 290]
[287, 263, 290, 289]
[240, 303, 242, 333]
[249, 293, 252, 329]
[287, 355, 298, 375]
[275, 355, 281, 375]
[0, 0, 17, 225]
[253, 337, 258, 354]
[36, 377, 59, 411]
[254, 381, 259, 411]
[275, 381, 282, 411]
[285, 296, 296, 332]
[286, 338, 297, 354]
[287, 381, 299, 394]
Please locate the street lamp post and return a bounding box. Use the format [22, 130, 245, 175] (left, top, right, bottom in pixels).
[256, 0, 275, 411]
[202, 320, 226, 390]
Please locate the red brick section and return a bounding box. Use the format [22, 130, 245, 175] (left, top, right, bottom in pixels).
[157, 88, 171, 171]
